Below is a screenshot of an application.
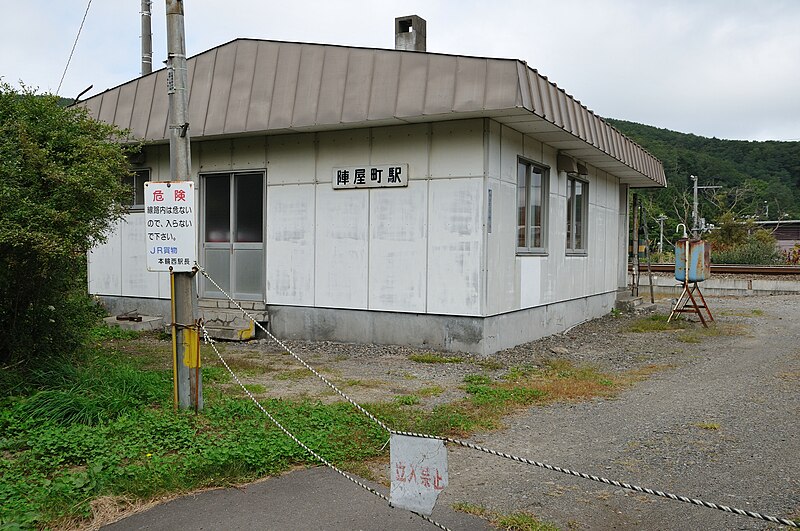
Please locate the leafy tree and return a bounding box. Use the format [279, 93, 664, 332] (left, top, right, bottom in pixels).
[0, 83, 132, 366]
[608, 118, 800, 231]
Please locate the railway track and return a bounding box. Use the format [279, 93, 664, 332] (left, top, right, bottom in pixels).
[632, 263, 800, 275]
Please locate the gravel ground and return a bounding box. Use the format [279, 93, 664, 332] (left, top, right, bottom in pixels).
[209, 294, 799, 530]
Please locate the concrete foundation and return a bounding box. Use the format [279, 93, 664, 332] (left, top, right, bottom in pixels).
[96, 291, 617, 355]
[631, 274, 800, 297]
[96, 296, 171, 321]
[268, 291, 615, 356]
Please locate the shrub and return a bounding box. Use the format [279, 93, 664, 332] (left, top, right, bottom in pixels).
[0, 84, 132, 366]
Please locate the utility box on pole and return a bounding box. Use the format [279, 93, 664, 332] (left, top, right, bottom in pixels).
[166, 0, 202, 411]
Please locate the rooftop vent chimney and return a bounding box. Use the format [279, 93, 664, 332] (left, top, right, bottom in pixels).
[395, 15, 426, 52]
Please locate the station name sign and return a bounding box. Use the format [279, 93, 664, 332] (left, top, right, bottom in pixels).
[332, 164, 408, 189]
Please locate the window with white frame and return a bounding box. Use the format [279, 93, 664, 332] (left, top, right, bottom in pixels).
[517, 158, 548, 253]
[566, 176, 588, 253]
[123, 169, 150, 210]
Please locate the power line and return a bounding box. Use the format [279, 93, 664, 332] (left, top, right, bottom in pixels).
[56, 0, 93, 95]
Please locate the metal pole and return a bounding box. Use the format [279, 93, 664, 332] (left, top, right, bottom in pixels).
[691, 175, 699, 239]
[656, 214, 667, 255]
[141, 0, 152, 75]
[641, 208, 655, 304]
[631, 193, 640, 297]
[166, 0, 201, 410]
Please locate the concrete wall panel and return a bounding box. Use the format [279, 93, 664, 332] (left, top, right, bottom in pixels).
[267, 134, 315, 185]
[267, 184, 315, 305]
[316, 130, 370, 183]
[232, 136, 267, 170]
[370, 124, 429, 180]
[500, 125, 523, 184]
[427, 178, 483, 316]
[486, 180, 517, 314]
[198, 139, 233, 172]
[368, 182, 428, 312]
[430, 120, 483, 178]
[88, 221, 122, 296]
[314, 186, 369, 309]
[487, 120, 502, 181]
[120, 215, 160, 298]
[519, 257, 543, 308]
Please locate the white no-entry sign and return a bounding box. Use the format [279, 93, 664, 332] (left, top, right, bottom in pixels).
[144, 181, 197, 272]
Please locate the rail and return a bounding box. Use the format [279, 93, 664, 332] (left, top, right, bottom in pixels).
[630, 264, 800, 275]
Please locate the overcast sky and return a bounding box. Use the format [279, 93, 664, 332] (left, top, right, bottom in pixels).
[2, 1, 798, 141]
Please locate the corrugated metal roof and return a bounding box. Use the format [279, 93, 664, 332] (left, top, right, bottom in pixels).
[82, 38, 665, 187]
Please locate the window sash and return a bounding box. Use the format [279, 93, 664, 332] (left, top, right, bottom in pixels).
[517, 160, 547, 252]
[567, 177, 587, 253]
[123, 169, 150, 209]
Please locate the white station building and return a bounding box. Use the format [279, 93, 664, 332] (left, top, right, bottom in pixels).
[85, 17, 666, 355]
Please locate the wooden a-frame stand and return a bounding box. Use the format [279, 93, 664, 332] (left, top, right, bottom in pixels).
[668, 280, 714, 327]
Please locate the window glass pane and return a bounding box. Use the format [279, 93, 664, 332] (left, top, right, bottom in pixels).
[205, 175, 230, 242]
[235, 173, 263, 243]
[574, 180, 584, 250]
[133, 170, 148, 206]
[122, 170, 149, 208]
[235, 249, 263, 296]
[530, 166, 543, 248]
[566, 178, 574, 249]
[517, 162, 527, 247]
[203, 248, 230, 294]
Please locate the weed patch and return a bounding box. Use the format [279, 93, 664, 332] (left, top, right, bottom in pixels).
[627, 314, 688, 333]
[88, 325, 142, 342]
[416, 385, 444, 397]
[394, 394, 420, 406]
[452, 502, 558, 530]
[0, 350, 388, 529]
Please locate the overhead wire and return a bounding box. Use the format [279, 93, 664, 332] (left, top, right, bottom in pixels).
[56, 0, 93, 95]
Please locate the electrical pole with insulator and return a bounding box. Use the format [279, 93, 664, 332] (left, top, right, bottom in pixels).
[166, 0, 202, 410]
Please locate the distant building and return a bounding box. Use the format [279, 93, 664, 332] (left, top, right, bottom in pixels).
[755, 220, 800, 252]
[82, 18, 665, 355]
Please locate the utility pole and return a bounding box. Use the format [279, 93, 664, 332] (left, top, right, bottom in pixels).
[690, 175, 722, 239]
[141, 0, 152, 75]
[166, 0, 201, 410]
[656, 214, 667, 255]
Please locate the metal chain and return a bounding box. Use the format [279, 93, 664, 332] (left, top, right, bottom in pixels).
[197, 266, 391, 433]
[391, 430, 799, 528]
[199, 324, 451, 531]
[196, 265, 798, 529]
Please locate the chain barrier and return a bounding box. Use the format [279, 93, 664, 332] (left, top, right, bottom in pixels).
[196, 266, 799, 529]
[390, 430, 799, 528]
[199, 323, 451, 531]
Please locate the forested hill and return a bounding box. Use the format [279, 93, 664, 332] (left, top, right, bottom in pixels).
[606, 118, 800, 220]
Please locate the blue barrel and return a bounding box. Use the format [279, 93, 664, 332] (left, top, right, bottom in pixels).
[675, 239, 711, 282]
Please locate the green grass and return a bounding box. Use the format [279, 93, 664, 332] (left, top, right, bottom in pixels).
[0, 350, 391, 529]
[452, 502, 558, 530]
[394, 394, 420, 406]
[627, 314, 688, 333]
[416, 385, 444, 397]
[408, 353, 463, 364]
[0, 342, 640, 529]
[88, 324, 142, 342]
